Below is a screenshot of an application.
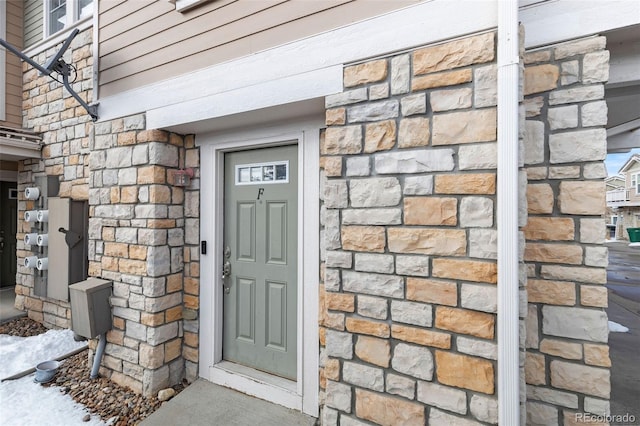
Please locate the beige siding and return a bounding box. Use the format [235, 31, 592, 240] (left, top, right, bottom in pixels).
[99, 0, 421, 97]
[626, 161, 640, 203]
[23, 0, 43, 49]
[2, 0, 24, 128]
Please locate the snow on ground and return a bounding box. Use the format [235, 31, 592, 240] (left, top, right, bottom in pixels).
[609, 320, 630, 333]
[0, 329, 105, 426]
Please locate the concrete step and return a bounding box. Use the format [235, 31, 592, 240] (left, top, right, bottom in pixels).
[141, 379, 317, 426]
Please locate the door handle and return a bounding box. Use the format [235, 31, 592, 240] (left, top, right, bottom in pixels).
[222, 260, 231, 279]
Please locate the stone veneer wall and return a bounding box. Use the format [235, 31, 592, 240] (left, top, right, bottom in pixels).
[16, 26, 201, 395]
[319, 31, 501, 425]
[15, 27, 94, 327]
[522, 36, 611, 425]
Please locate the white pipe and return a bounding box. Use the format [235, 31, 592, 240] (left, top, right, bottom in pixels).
[24, 210, 38, 223]
[497, 0, 520, 424]
[24, 233, 38, 245]
[36, 210, 49, 222]
[36, 258, 49, 271]
[24, 256, 38, 268]
[24, 187, 40, 200]
[36, 234, 49, 246]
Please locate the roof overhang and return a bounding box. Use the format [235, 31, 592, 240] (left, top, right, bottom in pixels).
[0, 127, 42, 161]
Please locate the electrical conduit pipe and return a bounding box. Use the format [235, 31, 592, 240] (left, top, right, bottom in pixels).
[90, 333, 107, 379]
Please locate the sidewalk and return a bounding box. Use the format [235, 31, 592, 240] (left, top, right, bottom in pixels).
[0, 287, 25, 323]
[140, 379, 317, 426]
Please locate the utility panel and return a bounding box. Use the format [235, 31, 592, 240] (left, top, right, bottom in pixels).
[69, 278, 112, 339]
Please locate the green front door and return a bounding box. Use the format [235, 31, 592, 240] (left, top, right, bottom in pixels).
[0, 182, 18, 288]
[223, 145, 298, 380]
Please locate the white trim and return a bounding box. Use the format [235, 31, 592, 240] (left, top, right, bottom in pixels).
[199, 117, 321, 417]
[0, 0, 6, 121]
[175, 0, 209, 12]
[520, 0, 640, 48]
[497, 0, 520, 424]
[91, 3, 99, 103]
[98, 0, 497, 123]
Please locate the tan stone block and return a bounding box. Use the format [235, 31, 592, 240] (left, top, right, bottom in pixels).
[184, 294, 199, 309]
[391, 324, 451, 349]
[524, 50, 552, 64]
[432, 109, 497, 145]
[432, 258, 497, 284]
[147, 219, 176, 229]
[524, 64, 560, 95]
[584, 344, 611, 367]
[169, 133, 184, 147]
[138, 166, 166, 184]
[104, 242, 128, 258]
[580, 285, 608, 308]
[324, 358, 340, 380]
[112, 316, 125, 330]
[102, 227, 115, 241]
[319, 157, 342, 177]
[406, 278, 457, 306]
[110, 372, 142, 394]
[119, 259, 146, 275]
[88, 262, 102, 277]
[71, 184, 89, 200]
[341, 226, 386, 253]
[322, 126, 362, 155]
[141, 312, 164, 327]
[184, 277, 199, 295]
[107, 330, 125, 346]
[527, 183, 554, 214]
[344, 59, 388, 87]
[411, 69, 472, 91]
[165, 306, 183, 322]
[524, 243, 583, 265]
[355, 335, 390, 368]
[404, 197, 457, 226]
[435, 306, 495, 339]
[550, 360, 610, 398]
[559, 181, 605, 215]
[101, 256, 118, 271]
[189, 262, 199, 277]
[355, 388, 425, 425]
[137, 129, 169, 143]
[413, 32, 494, 75]
[326, 108, 346, 125]
[110, 187, 120, 204]
[149, 185, 171, 203]
[398, 117, 430, 148]
[120, 186, 138, 204]
[24, 297, 43, 312]
[184, 331, 198, 348]
[562, 411, 608, 426]
[435, 173, 496, 195]
[117, 132, 136, 146]
[164, 338, 182, 362]
[167, 274, 183, 293]
[346, 317, 390, 338]
[364, 120, 396, 153]
[388, 227, 466, 256]
[525, 352, 546, 385]
[435, 351, 494, 394]
[318, 327, 326, 346]
[129, 245, 147, 260]
[183, 346, 199, 363]
[523, 217, 575, 241]
[323, 311, 345, 331]
[326, 292, 355, 312]
[528, 279, 576, 306]
[540, 339, 582, 360]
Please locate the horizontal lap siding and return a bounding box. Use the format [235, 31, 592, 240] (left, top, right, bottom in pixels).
[99, 0, 420, 97]
[23, 0, 42, 49]
[2, 0, 24, 127]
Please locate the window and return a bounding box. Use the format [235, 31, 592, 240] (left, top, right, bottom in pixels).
[632, 173, 640, 195]
[46, 0, 93, 37]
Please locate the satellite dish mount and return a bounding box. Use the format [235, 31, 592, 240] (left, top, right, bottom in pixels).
[0, 28, 99, 121]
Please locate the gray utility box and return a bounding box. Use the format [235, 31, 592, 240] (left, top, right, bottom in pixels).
[69, 278, 112, 339]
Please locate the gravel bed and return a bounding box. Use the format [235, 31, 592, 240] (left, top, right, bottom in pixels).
[1, 317, 186, 425]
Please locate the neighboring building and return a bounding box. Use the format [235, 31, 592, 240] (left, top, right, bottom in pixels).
[2, 0, 639, 424]
[607, 154, 640, 240]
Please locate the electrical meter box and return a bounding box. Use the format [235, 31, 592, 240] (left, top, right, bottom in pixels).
[69, 278, 112, 339]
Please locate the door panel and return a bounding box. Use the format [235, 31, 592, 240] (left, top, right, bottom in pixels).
[0, 182, 18, 287]
[223, 144, 298, 380]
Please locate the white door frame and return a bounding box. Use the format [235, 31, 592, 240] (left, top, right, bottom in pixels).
[198, 117, 321, 417]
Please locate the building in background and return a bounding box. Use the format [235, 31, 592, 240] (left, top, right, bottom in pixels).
[607, 154, 640, 241]
[1, 0, 639, 424]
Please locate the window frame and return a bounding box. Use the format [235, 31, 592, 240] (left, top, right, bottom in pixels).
[44, 0, 93, 39]
[632, 172, 640, 195]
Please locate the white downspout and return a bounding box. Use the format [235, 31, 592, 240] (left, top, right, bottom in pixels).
[497, 0, 520, 424]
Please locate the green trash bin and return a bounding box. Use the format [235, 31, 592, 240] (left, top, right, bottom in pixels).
[627, 228, 640, 243]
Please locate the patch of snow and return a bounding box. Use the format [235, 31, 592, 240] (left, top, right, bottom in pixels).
[609, 320, 630, 333]
[0, 329, 104, 426]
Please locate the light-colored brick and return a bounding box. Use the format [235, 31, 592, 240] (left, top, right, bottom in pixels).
[550, 360, 610, 398]
[406, 278, 457, 306]
[388, 228, 466, 256]
[404, 197, 457, 226]
[435, 173, 495, 194]
[432, 109, 496, 145]
[344, 59, 388, 87]
[355, 388, 425, 426]
[435, 351, 494, 394]
[435, 306, 495, 339]
[432, 258, 497, 284]
[524, 64, 559, 95]
[413, 32, 494, 75]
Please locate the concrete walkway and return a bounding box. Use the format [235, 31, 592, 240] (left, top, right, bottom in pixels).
[0, 286, 25, 323]
[140, 379, 317, 426]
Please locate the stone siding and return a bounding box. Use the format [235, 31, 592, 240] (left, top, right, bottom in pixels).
[16, 26, 201, 395]
[320, 31, 500, 425]
[523, 36, 611, 424]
